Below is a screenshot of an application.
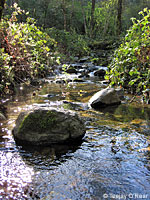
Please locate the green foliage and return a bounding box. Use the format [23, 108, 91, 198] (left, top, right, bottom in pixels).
[46, 27, 90, 57]
[106, 8, 150, 93]
[18, 0, 84, 32]
[0, 3, 58, 94]
[122, 0, 150, 31]
[6, 0, 149, 40]
[85, 0, 117, 38]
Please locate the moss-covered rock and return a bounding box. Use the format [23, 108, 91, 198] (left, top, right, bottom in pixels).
[12, 107, 86, 145]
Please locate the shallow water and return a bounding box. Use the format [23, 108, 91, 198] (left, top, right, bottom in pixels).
[1, 76, 150, 200]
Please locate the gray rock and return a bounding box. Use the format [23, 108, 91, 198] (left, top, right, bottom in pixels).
[73, 57, 79, 62]
[73, 78, 84, 83]
[100, 80, 110, 85]
[66, 68, 77, 74]
[65, 65, 77, 74]
[55, 79, 66, 84]
[0, 112, 6, 120]
[89, 88, 121, 109]
[94, 69, 106, 77]
[79, 56, 91, 63]
[12, 107, 86, 145]
[115, 87, 124, 100]
[71, 63, 83, 69]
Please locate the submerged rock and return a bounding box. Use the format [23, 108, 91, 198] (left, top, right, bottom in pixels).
[89, 88, 121, 109]
[12, 107, 86, 145]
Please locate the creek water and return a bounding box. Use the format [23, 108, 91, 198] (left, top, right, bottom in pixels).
[1, 74, 150, 200]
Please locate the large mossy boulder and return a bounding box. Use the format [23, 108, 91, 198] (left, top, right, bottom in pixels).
[89, 88, 121, 109]
[12, 107, 86, 145]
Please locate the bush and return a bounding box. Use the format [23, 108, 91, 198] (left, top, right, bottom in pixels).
[106, 8, 150, 94]
[0, 4, 58, 94]
[46, 27, 90, 58]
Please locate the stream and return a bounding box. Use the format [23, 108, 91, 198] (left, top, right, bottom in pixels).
[1, 65, 150, 200]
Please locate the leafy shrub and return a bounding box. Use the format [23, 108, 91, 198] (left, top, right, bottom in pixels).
[106, 8, 150, 93]
[0, 4, 58, 94]
[46, 27, 90, 58]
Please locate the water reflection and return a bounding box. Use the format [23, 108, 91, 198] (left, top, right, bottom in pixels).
[92, 104, 150, 123]
[18, 142, 83, 170]
[29, 140, 150, 199]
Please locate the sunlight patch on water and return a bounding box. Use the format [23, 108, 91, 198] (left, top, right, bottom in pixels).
[0, 126, 34, 199]
[0, 150, 34, 199]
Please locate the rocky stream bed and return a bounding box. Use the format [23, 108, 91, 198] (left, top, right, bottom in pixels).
[1, 59, 150, 200]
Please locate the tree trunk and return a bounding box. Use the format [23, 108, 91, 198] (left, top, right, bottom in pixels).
[90, 0, 96, 37]
[0, 0, 5, 22]
[117, 0, 123, 36]
[43, 8, 48, 29]
[80, 0, 88, 35]
[43, 1, 49, 29]
[70, 0, 75, 31]
[62, 0, 67, 31]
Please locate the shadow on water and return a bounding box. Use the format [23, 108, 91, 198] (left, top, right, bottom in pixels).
[17, 141, 83, 170]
